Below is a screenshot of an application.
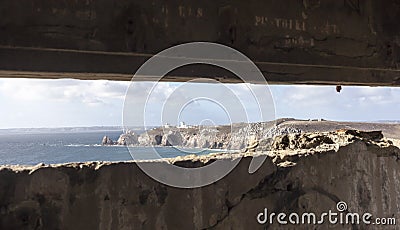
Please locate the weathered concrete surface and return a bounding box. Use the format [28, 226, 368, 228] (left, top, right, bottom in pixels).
[2, 0, 400, 86]
[0, 131, 399, 229]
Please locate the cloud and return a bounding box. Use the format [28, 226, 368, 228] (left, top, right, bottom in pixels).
[0, 78, 399, 128]
[124, 82, 274, 126]
[0, 79, 131, 106]
[0, 79, 132, 128]
[271, 85, 400, 121]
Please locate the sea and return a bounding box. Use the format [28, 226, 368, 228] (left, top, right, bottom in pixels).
[0, 131, 220, 165]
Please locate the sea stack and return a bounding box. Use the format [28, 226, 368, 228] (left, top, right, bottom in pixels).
[101, 136, 114, 145]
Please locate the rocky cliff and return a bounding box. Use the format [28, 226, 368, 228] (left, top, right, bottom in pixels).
[1, 130, 399, 229]
[103, 120, 302, 150]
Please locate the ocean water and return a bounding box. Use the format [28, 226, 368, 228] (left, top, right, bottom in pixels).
[0, 131, 219, 165]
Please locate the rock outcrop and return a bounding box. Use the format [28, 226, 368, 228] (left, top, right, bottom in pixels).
[101, 136, 114, 145]
[161, 131, 183, 146]
[1, 130, 399, 229]
[117, 133, 138, 146]
[106, 121, 302, 150]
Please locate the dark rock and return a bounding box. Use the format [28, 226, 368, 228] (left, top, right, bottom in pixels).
[101, 136, 114, 145]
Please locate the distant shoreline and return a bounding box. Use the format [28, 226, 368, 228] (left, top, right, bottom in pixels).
[0, 127, 124, 135]
[1, 119, 399, 134]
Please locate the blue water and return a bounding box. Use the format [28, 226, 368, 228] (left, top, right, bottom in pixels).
[0, 131, 219, 165]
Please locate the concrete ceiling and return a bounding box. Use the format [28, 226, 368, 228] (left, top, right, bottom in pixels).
[1, 0, 400, 86]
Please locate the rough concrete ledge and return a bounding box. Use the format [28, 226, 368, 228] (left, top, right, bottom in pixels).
[0, 131, 399, 229]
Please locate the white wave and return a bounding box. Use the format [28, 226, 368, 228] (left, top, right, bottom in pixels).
[64, 144, 102, 147]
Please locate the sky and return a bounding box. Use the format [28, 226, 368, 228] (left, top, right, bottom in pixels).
[0, 78, 399, 128]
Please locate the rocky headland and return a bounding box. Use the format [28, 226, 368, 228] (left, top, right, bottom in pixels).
[102, 119, 400, 151]
[102, 118, 302, 150]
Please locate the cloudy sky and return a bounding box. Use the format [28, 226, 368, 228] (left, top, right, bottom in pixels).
[0, 78, 399, 128]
